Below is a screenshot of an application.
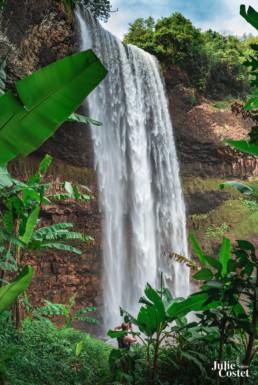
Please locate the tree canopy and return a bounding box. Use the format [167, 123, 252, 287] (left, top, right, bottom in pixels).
[124, 13, 255, 99]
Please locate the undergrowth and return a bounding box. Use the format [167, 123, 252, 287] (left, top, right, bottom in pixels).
[0, 320, 112, 385]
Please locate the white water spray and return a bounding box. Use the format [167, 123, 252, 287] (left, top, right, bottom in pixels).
[76, 9, 190, 330]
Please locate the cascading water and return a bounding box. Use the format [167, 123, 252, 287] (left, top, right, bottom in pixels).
[76, 8, 190, 330]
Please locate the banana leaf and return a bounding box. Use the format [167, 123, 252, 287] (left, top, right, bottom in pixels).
[0, 164, 13, 188]
[0, 265, 34, 314]
[220, 180, 254, 195]
[0, 49, 107, 163]
[225, 140, 258, 157]
[240, 5, 258, 30]
[68, 113, 102, 126]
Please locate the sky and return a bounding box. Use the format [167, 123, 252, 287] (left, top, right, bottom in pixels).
[100, 0, 258, 40]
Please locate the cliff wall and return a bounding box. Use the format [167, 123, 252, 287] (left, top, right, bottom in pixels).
[0, 1, 257, 331]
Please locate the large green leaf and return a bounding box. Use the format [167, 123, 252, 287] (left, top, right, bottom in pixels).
[67, 113, 102, 126]
[137, 304, 165, 336]
[107, 330, 127, 339]
[137, 283, 166, 335]
[166, 293, 216, 319]
[0, 164, 13, 189]
[0, 265, 33, 314]
[240, 5, 258, 30]
[188, 232, 206, 264]
[192, 268, 213, 281]
[220, 181, 254, 195]
[225, 140, 258, 157]
[218, 237, 231, 277]
[203, 255, 222, 273]
[27, 154, 53, 186]
[144, 283, 166, 318]
[0, 50, 107, 163]
[19, 205, 40, 244]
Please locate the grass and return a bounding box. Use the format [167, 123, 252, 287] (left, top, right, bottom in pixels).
[184, 176, 258, 255]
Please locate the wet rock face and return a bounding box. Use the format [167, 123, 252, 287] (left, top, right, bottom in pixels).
[165, 68, 258, 178]
[185, 191, 230, 216]
[9, 156, 103, 333]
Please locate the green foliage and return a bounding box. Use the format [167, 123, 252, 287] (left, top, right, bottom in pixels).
[0, 49, 107, 164]
[225, 140, 258, 156]
[0, 266, 33, 315]
[124, 13, 251, 99]
[0, 321, 112, 385]
[240, 5, 258, 30]
[0, 155, 92, 262]
[205, 223, 230, 239]
[188, 235, 258, 384]
[109, 348, 142, 384]
[220, 180, 255, 195]
[0, 347, 20, 382]
[109, 282, 217, 384]
[58, 0, 112, 21]
[0, 0, 6, 11]
[0, 156, 94, 328]
[75, 340, 84, 357]
[35, 294, 99, 328]
[67, 113, 102, 126]
[226, 5, 258, 155]
[239, 197, 258, 211]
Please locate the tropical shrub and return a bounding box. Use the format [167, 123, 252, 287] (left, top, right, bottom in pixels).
[34, 293, 99, 328]
[0, 155, 95, 329]
[0, 320, 112, 385]
[187, 234, 258, 385]
[108, 280, 221, 384]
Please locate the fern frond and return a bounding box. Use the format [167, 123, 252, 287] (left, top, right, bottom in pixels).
[166, 252, 199, 269]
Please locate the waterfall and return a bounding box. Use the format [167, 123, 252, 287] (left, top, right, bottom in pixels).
[75, 8, 190, 330]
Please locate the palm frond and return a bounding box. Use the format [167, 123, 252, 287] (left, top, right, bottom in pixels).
[165, 252, 199, 269]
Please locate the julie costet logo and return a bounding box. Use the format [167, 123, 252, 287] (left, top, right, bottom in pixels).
[211, 360, 249, 378]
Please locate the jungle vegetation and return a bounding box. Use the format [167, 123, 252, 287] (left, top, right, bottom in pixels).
[0, 3, 257, 385]
[123, 13, 256, 100]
